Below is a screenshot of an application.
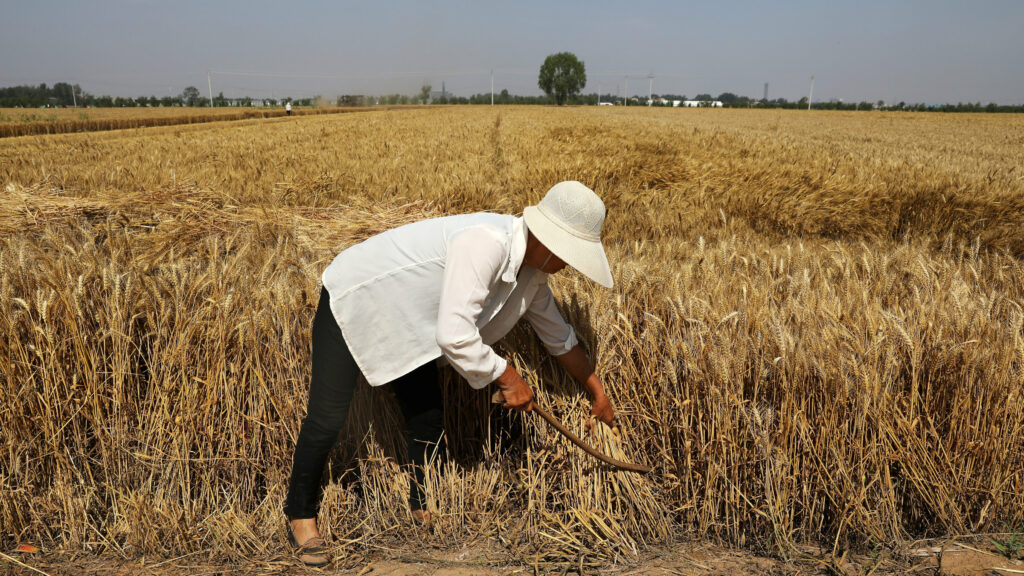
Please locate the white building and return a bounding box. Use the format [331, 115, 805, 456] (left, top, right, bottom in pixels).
[646, 98, 689, 107]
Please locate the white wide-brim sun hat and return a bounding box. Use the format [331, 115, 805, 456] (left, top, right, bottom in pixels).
[523, 181, 614, 288]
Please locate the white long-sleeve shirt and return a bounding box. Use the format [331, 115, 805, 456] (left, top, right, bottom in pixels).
[321, 213, 578, 388]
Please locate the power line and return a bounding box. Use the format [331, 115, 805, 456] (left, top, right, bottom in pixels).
[209, 68, 514, 80]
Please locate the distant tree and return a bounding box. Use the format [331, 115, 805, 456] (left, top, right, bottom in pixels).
[716, 92, 739, 105]
[182, 86, 202, 106]
[213, 91, 228, 107]
[658, 93, 686, 102]
[538, 52, 587, 105]
[52, 82, 77, 106]
[695, 93, 712, 101]
[420, 84, 432, 104]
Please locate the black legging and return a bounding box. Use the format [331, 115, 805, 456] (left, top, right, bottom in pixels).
[284, 286, 444, 519]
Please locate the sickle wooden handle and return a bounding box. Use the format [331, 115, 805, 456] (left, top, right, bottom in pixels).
[491, 390, 653, 474]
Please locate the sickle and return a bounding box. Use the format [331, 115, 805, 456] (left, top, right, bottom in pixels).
[491, 390, 652, 474]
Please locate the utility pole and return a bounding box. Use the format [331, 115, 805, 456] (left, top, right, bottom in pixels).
[597, 84, 601, 106]
[208, 71, 214, 108]
[490, 70, 494, 106]
[624, 76, 628, 106]
[648, 72, 654, 105]
[808, 75, 814, 111]
[71, 84, 77, 108]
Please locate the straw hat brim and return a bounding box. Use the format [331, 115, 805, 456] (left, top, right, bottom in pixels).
[524, 205, 614, 288]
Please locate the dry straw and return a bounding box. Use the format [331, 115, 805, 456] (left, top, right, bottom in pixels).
[1, 107, 1022, 566]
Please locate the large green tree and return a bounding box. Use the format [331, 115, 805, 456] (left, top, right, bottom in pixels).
[538, 52, 586, 105]
[181, 86, 202, 107]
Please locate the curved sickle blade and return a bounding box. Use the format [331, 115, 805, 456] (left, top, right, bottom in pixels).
[491, 390, 652, 474]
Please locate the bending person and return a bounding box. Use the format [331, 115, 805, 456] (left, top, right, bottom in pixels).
[284, 181, 616, 566]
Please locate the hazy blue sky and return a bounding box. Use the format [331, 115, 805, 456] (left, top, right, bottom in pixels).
[2, 0, 1022, 104]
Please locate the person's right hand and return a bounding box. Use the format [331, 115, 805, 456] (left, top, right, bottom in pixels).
[496, 364, 534, 411]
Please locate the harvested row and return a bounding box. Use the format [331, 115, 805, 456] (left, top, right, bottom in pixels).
[0, 106, 378, 138]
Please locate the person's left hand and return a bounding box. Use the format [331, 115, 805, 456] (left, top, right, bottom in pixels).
[589, 391, 616, 428]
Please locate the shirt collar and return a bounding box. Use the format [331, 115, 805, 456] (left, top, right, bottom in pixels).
[504, 216, 528, 283]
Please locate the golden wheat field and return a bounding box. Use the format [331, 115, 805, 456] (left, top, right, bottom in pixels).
[1, 106, 1023, 572]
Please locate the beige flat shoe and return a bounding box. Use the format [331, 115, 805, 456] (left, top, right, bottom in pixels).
[286, 524, 330, 567]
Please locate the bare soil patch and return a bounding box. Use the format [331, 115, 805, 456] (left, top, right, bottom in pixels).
[8, 542, 1023, 576]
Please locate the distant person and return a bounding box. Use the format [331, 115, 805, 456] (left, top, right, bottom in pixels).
[284, 181, 618, 567]
[285, 101, 292, 115]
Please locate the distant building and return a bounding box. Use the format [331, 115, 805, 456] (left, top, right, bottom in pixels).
[646, 98, 687, 107]
[225, 98, 266, 107]
[683, 100, 723, 108]
[429, 81, 449, 102]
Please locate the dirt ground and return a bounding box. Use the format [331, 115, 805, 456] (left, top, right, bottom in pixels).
[4, 541, 1023, 576]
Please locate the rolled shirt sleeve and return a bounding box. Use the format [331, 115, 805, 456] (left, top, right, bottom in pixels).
[435, 227, 509, 388]
[523, 282, 579, 356]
